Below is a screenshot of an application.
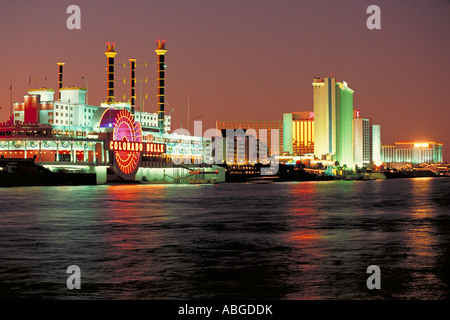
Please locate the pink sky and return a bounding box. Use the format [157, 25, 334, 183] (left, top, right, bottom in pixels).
[0, 0, 449, 161]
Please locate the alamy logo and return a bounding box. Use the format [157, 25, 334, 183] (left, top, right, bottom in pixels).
[171, 122, 280, 175]
[366, 265, 381, 289]
[366, 5, 381, 30]
[66, 5, 81, 30]
[66, 265, 81, 289]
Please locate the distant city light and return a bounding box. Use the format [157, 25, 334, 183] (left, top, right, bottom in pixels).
[414, 143, 429, 148]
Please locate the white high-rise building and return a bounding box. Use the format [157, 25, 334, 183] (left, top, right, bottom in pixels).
[313, 75, 354, 167]
[372, 125, 381, 163]
[353, 112, 381, 168]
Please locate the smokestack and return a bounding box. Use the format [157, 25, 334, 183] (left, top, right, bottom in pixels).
[105, 42, 117, 103]
[155, 40, 167, 132]
[129, 58, 136, 114]
[57, 62, 64, 100]
[24, 94, 40, 123]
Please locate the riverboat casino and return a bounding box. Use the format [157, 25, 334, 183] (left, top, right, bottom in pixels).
[0, 40, 225, 184]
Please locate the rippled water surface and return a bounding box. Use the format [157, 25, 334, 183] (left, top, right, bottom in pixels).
[0, 178, 449, 299]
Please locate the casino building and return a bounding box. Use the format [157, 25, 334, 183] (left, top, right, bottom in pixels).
[0, 41, 225, 184]
[353, 110, 382, 168]
[313, 75, 354, 168]
[282, 111, 314, 156]
[381, 141, 443, 165]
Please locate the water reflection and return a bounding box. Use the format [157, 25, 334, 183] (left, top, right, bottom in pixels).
[0, 178, 448, 299]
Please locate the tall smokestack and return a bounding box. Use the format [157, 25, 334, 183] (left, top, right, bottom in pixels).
[155, 40, 167, 132]
[57, 62, 64, 100]
[105, 42, 117, 103]
[129, 58, 136, 114]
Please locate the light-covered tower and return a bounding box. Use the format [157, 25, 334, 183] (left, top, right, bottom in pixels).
[129, 58, 136, 114]
[335, 80, 354, 168]
[313, 75, 354, 167]
[155, 39, 167, 132]
[105, 42, 117, 103]
[313, 75, 336, 160]
[57, 62, 64, 100]
[372, 124, 381, 163]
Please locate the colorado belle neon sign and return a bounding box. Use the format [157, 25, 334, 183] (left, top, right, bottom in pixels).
[109, 140, 165, 154]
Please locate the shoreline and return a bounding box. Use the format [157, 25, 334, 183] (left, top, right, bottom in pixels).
[1, 174, 448, 188]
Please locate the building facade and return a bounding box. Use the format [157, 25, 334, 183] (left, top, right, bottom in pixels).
[353, 111, 381, 168]
[372, 124, 381, 163]
[313, 76, 335, 159]
[381, 141, 444, 164]
[216, 120, 282, 157]
[283, 111, 314, 156]
[14, 88, 171, 132]
[313, 76, 354, 168]
[353, 117, 372, 167]
[1, 40, 226, 184]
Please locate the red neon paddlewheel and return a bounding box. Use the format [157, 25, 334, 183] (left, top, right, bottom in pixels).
[112, 109, 143, 174]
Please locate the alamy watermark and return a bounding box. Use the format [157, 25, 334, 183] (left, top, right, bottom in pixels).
[65, 5, 381, 31]
[170, 121, 280, 176]
[366, 5, 381, 30]
[366, 265, 381, 289]
[66, 5, 81, 30]
[66, 265, 81, 289]
[65, 5, 380, 30]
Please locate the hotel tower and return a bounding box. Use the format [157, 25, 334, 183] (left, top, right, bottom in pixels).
[312, 75, 354, 168]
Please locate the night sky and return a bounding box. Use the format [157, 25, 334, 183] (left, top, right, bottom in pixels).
[0, 0, 449, 161]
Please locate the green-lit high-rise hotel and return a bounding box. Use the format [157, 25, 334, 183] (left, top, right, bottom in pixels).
[313, 76, 354, 168]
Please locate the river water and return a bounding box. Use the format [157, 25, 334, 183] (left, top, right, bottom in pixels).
[0, 177, 449, 300]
